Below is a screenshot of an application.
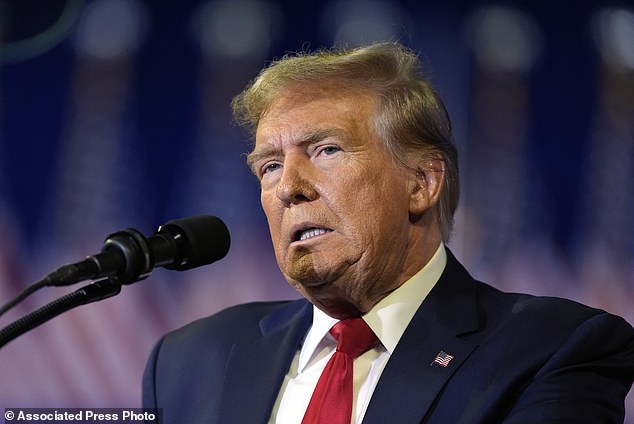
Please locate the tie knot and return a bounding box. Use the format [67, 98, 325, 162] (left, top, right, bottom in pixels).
[330, 318, 378, 359]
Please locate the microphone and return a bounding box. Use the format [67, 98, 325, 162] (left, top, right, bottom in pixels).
[44, 215, 230, 286]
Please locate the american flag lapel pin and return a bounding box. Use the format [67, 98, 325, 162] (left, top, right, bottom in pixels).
[431, 350, 454, 367]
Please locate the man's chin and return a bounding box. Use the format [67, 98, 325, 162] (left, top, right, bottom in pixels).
[283, 254, 344, 286]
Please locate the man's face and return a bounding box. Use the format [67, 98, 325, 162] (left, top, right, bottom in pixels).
[250, 84, 431, 318]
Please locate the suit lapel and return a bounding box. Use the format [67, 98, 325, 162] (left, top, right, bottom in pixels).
[215, 300, 312, 423]
[363, 251, 484, 423]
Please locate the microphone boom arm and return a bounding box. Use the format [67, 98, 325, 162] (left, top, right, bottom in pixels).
[0, 278, 122, 349]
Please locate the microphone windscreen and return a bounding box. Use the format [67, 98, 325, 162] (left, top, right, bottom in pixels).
[160, 215, 231, 271]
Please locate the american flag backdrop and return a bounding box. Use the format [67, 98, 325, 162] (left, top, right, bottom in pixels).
[0, 0, 632, 419]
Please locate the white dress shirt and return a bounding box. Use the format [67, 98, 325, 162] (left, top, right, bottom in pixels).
[269, 244, 447, 423]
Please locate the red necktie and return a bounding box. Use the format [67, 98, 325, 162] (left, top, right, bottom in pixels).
[301, 318, 378, 424]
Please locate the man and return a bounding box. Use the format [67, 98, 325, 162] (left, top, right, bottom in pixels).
[143, 42, 634, 423]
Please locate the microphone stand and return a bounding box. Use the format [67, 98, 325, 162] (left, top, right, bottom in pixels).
[0, 278, 122, 349]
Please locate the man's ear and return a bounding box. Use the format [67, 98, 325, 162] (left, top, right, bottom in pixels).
[408, 157, 445, 216]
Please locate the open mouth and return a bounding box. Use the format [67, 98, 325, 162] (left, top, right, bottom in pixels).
[294, 227, 333, 242]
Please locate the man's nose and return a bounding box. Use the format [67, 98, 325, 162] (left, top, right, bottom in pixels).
[275, 155, 318, 205]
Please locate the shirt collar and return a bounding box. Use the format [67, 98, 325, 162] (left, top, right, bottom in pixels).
[298, 243, 447, 371]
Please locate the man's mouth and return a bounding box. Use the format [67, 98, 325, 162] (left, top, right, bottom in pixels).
[294, 227, 333, 242]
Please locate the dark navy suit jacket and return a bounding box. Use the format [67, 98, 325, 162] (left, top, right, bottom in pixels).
[143, 251, 634, 423]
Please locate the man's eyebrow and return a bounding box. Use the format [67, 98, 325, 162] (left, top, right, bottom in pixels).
[247, 128, 345, 172]
[246, 146, 277, 174]
[301, 128, 345, 145]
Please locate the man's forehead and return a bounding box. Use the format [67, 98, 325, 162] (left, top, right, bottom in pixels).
[255, 93, 372, 141]
[251, 127, 347, 157]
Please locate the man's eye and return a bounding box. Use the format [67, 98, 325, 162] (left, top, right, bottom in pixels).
[319, 146, 341, 156]
[262, 162, 281, 175]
